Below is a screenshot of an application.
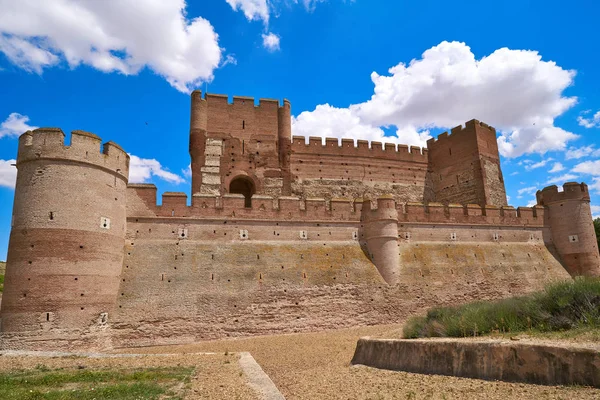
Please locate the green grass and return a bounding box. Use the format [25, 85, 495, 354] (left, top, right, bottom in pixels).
[403, 277, 600, 339]
[0, 273, 4, 293]
[0, 366, 195, 400]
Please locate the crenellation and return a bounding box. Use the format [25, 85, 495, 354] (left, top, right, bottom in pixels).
[536, 182, 590, 205]
[2, 90, 596, 351]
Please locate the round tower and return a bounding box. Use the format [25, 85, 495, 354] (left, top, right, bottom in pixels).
[277, 99, 292, 196]
[536, 182, 600, 277]
[0, 128, 129, 333]
[361, 197, 400, 285]
[189, 90, 207, 196]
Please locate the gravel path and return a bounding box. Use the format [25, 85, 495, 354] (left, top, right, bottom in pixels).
[119, 324, 600, 399]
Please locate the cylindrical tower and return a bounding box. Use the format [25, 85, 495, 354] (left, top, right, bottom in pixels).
[0, 128, 129, 332]
[277, 99, 292, 196]
[190, 90, 207, 196]
[536, 182, 600, 277]
[361, 197, 400, 285]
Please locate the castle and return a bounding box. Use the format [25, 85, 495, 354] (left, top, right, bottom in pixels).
[1, 91, 598, 350]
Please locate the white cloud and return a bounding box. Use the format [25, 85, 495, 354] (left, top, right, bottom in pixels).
[573, 160, 600, 176]
[591, 205, 600, 218]
[225, 0, 270, 23]
[293, 41, 578, 157]
[182, 164, 192, 178]
[292, 104, 431, 148]
[0, 0, 222, 93]
[549, 162, 565, 173]
[0, 112, 38, 138]
[129, 155, 185, 185]
[0, 159, 17, 188]
[296, 0, 328, 11]
[545, 173, 579, 185]
[565, 145, 600, 160]
[517, 186, 537, 196]
[577, 110, 600, 128]
[524, 158, 553, 171]
[262, 32, 280, 52]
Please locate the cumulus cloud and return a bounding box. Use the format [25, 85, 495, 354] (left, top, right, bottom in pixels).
[0, 113, 38, 138]
[293, 41, 578, 157]
[262, 32, 280, 52]
[0, 159, 17, 189]
[0, 0, 222, 93]
[549, 162, 565, 173]
[577, 110, 600, 128]
[129, 155, 185, 185]
[292, 104, 431, 148]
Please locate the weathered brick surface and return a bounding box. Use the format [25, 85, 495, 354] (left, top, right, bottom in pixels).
[0, 92, 596, 351]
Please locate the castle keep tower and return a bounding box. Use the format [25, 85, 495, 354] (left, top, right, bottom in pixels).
[536, 182, 600, 277]
[189, 91, 292, 204]
[427, 120, 507, 207]
[0, 129, 129, 332]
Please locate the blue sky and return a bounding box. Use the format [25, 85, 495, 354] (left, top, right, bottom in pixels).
[1, 0, 600, 259]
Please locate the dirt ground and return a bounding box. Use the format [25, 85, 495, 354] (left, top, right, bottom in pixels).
[0, 352, 259, 399]
[117, 324, 600, 399]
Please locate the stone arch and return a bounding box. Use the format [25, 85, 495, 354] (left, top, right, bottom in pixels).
[229, 176, 256, 208]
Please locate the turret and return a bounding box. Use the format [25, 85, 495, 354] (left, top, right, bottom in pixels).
[536, 182, 600, 277]
[278, 99, 292, 195]
[361, 197, 400, 284]
[0, 128, 129, 333]
[190, 90, 207, 196]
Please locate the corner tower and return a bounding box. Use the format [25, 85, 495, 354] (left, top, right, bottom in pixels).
[427, 120, 507, 207]
[537, 182, 600, 277]
[0, 128, 129, 333]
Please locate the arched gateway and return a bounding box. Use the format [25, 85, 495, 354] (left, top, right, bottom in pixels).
[229, 176, 255, 208]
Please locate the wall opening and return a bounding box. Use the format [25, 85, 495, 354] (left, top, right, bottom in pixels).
[229, 176, 255, 208]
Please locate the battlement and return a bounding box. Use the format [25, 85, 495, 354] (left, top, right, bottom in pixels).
[192, 90, 290, 110]
[17, 128, 129, 180]
[127, 185, 544, 227]
[536, 182, 590, 205]
[426, 119, 496, 147]
[290, 136, 428, 162]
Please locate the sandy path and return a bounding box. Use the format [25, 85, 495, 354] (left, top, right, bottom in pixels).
[118, 324, 600, 399]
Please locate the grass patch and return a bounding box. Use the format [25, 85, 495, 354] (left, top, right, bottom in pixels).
[0, 273, 4, 293]
[403, 277, 600, 339]
[0, 365, 194, 400]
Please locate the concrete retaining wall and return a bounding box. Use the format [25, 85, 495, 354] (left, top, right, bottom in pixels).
[351, 338, 600, 388]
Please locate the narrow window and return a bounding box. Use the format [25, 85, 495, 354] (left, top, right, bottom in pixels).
[242, 120, 245, 129]
[49, 211, 54, 220]
[46, 312, 50, 322]
[449, 148, 452, 155]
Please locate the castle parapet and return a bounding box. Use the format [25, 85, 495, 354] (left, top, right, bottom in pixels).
[18, 128, 129, 180]
[425, 119, 497, 147]
[536, 182, 591, 205]
[291, 135, 428, 162]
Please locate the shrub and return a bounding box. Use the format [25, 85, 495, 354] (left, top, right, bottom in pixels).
[403, 277, 600, 338]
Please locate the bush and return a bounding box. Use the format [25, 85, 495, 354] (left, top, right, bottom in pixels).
[403, 277, 600, 338]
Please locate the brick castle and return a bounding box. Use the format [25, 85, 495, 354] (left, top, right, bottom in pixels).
[1, 91, 599, 350]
